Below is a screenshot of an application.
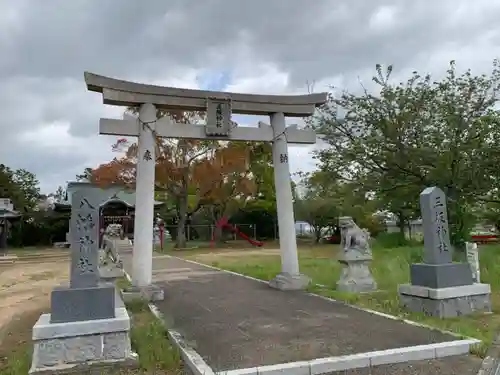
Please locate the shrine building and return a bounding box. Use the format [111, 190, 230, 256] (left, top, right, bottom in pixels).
[54, 181, 164, 241]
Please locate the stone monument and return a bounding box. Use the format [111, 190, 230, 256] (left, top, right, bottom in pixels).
[398, 187, 491, 318]
[336, 216, 377, 293]
[30, 189, 135, 373]
[466, 242, 480, 283]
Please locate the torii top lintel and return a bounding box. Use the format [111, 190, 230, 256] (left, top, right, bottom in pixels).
[84, 72, 328, 117]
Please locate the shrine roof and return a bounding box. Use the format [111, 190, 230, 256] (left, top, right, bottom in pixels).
[101, 190, 164, 207]
[57, 182, 164, 208]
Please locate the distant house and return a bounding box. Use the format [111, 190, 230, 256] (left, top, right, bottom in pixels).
[54, 182, 164, 240]
[295, 221, 313, 235]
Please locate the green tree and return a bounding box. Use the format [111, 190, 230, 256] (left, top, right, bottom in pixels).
[0, 165, 19, 206]
[0, 165, 40, 212]
[92, 108, 270, 248]
[375, 174, 420, 236]
[475, 188, 500, 232]
[298, 170, 383, 235]
[313, 60, 500, 247]
[294, 196, 338, 243]
[12, 169, 40, 211]
[53, 186, 66, 202]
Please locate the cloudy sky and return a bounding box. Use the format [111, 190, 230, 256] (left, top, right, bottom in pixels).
[0, 0, 499, 194]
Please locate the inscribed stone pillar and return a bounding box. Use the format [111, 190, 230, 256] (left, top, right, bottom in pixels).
[398, 186, 491, 318]
[50, 188, 115, 323]
[31, 187, 134, 372]
[409, 187, 472, 289]
[420, 187, 452, 264]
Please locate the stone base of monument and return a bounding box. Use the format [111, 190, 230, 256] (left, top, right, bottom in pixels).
[122, 284, 164, 302]
[269, 272, 311, 291]
[398, 283, 492, 318]
[50, 285, 116, 323]
[29, 307, 137, 374]
[410, 262, 473, 289]
[336, 255, 377, 293]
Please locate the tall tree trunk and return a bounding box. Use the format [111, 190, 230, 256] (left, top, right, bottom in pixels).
[176, 195, 188, 248]
[445, 187, 468, 250]
[175, 144, 190, 249]
[314, 225, 322, 244]
[212, 206, 225, 244]
[396, 211, 406, 237]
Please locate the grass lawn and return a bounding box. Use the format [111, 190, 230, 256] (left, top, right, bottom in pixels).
[156, 239, 285, 253]
[183, 242, 500, 358]
[0, 299, 184, 375]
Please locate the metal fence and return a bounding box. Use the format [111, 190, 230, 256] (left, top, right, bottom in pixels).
[161, 222, 315, 242]
[162, 224, 258, 242]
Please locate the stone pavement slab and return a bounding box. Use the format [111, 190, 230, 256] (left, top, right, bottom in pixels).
[119, 252, 482, 374]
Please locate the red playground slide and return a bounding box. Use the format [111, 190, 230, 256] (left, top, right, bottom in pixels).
[211, 217, 264, 248]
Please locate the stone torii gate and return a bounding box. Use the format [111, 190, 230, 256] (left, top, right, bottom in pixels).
[84, 72, 327, 292]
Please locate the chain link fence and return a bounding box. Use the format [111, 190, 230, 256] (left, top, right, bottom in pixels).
[163, 224, 260, 242]
[160, 222, 315, 243]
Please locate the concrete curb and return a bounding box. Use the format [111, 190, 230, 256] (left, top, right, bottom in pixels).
[174, 255, 480, 342]
[148, 304, 216, 375]
[222, 340, 479, 375]
[123, 271, 215, 375]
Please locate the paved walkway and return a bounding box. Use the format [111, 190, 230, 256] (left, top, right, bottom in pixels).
[120, 252, 482, 374]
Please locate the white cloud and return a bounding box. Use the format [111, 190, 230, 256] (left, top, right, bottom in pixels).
[225, 63, 290, 94]
[369, 6, 398, 32]
[0, 0, 499, 193]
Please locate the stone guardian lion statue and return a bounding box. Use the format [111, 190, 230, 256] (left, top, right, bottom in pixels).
[336, 216, 376, 292]
[339, 216, 372, 258]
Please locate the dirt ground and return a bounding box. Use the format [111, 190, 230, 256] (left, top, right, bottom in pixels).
[0, 256, 69, 338]
[186, 248, 280, 260]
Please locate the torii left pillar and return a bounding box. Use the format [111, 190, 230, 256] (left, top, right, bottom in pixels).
[130, 103, 164, 301]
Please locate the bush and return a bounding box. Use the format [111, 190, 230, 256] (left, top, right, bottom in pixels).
[9, 211, 69, 247]
[371, 240, 424, 263]
[354, 215, 385, 238]
[230, 208, 277, 240]
[373, 232, 423, 249]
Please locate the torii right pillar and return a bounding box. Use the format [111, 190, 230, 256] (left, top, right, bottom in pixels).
[268, 112, 311, 291]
